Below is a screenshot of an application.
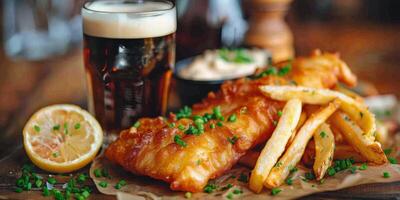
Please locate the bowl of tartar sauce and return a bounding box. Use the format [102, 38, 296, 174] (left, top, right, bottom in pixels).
[173, 48, 271, 106]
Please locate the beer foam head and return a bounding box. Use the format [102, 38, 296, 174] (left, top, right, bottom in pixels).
[82, 0, 176, 38]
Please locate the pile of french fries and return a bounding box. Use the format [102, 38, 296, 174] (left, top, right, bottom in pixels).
[247, 85, 388, 193]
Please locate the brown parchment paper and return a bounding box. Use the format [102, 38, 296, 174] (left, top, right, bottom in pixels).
[90, 95, 400, 200]
[90, 153, 400, 200]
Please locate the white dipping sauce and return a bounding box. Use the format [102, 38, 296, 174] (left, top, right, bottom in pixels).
[178, 49, 269, 81]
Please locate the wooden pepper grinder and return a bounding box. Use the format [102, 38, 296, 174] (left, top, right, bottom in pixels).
[244, 0, 294, 62]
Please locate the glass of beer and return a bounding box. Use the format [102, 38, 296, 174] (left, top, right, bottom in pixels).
[82, 0, 176, 134]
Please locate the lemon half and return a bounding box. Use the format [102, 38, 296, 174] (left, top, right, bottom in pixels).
[23, 104, 103, 173]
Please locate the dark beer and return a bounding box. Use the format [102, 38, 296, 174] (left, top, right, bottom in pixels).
[82, 0, 176, 134]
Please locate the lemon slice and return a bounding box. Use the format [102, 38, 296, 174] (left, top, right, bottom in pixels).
[23, 104, 103, 173]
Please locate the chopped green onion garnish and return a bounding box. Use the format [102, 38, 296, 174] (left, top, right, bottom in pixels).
[320, 131, 326, 138]
[384, 148, 392, 155]
[133, 121, 141, 128]
[98, 181, 108, 188]
[53, 124, 60, 131]
[217, 121, 223, 127]
[383, 171, 390, 178]
[34, 125, 41, 132]
[285, 178, 293, 185]
[227, 136, 238, 145]
[359, 163, 368, 170]
[277, 110, 283, 117]
[388, 157, 398, 164]
[47, 177, 57, 185]
[174, 135, 187, 147]
[74, 123, 81, 130]
[228, 114, 237, 122]
[204, 184, 217, 193]
[271, 188, 282, 196]
[210, 123, 216, 129]
[94, 169, 102, 178]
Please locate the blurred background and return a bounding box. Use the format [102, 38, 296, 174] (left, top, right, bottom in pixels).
[0, 0, 399, 158]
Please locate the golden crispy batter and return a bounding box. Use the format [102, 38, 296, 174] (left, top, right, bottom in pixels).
[105, 51, 357, 192]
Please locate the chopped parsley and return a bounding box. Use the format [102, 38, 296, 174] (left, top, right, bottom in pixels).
[33, 125, 41, 132]
[384, 148, 392, 155]
[210, 123, 216, 129]
[178, 124, 186, 130]
[304, 172, 315, 180]
[115, 180, 127, 189]
[388, 157, 398, 164]
[218, 48, 253, 64]
[174, 135, 187, 147]
[221, 183, 233, 191]
[285, 177, 293, 185]
[227, 136, 238, 145]
[63, 122, 68, 135]
[74, 123, 81, 130]
[52, 124, 60, 131]
[133, 121, 141, 128]
[228, 114, 237, 122]
[204, 183, 217, 193]
[383, 171, 390, 178]
[359, 163, 368, 170]
[320, 131, 326, 138]
[176, 106, 192, 119]
[238, 173, 248, 183]
[98, 181, 108, 188]
[271, 188, 282, 196]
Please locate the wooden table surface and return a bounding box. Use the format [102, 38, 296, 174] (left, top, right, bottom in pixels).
[0, 21, 399, 199]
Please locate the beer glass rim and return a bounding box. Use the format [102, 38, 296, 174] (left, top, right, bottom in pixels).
[83, 0, 175, 15]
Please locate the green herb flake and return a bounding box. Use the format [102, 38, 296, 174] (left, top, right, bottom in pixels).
[174, 135, 187, 147]
[273, 120, 278, 126]
[35, 179, 43, 188]
[77, 173, 87, 183]
[359, 163, 368, 170]
[178, 124, 185, 130]
[176, 106, 192, 119]
[210, 123, 216, 129]
[115, 180, 127, 189]
[217, 121, 223, 127]
[285, 178, 293, 185]
[133, 121, 141, 128]
[274, 162, 282, 168]
[204, 183, 217, 193]
[53, 124, 60, 131]
[169, 123, 176, 128]
[320, 131, 326, 138]
[42, 186, 50, 196]
[289, 166, 298, 173]
[15, 187, 23, 193]
[221, 183, 233, 191]
[278, 63, 292, 76]
[388, 157, 398, 164]
[384, 148, 392, 155]
[52, 152, 59, 158]
[277, 110, 283, 117]
[63, 122, 68, 135]
[327, 167, 336, 176]
[233, 189, 243, 195]
[349, 166, 357, 174]
[271, 188, 282, 196]
[383, 171, 390, 178]
[304, 172, 315, 180]
[34, 125, 41, 132]
[47, 177, 57, 185]
[94, 169, 102, 178]
[228, 114, 237, 122]
[98, 181, 108, 188]
[74, 123, 81, 130]
[227, 136, 238, 145]
[238, 173, 248, 183]
[226, 193, 234, 200]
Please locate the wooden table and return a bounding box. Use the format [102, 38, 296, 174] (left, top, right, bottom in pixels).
[1, 22, 400, 199]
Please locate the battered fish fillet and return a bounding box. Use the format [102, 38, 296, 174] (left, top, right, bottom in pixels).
[105, 50, 357, 192]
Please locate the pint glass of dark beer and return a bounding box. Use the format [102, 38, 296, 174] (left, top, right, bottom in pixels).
[82, 0, 176, 134]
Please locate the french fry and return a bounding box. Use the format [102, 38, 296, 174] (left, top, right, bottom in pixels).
[259, 85, 376, 141]
[249, 99, 302, 193]
[334, 85, 364, 103]
[313, 123, 335, 180]
[264, 100, 340, 188]
[330, 111, 387, 164]
[375, 120, 389, 147]
[303, 142, 367, 166]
